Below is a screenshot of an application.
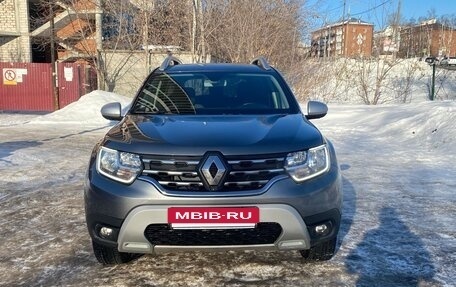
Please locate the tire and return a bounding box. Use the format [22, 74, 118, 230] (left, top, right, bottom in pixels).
[300, 237, 337, 261]
[92, 240, 142, 265]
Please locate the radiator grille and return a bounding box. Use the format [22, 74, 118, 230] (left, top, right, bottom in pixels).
[141, 153, 286, 192]
[144, 223, 282, 246]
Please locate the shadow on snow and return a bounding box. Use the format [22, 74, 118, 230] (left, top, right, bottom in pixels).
[0, 140, 42, 163]
[345, 207, 436, 287]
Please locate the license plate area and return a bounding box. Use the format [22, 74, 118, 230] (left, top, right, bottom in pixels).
[168, 207, 259, 229]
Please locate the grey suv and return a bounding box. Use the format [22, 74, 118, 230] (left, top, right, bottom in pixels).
[84, 56, 342, 264]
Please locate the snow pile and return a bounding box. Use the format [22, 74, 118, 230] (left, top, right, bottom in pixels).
[319, 101, 456, 153]
[30, 90, 132, 126]
[376, 101, 456, 152]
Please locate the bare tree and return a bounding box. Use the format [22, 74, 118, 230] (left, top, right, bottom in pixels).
[391, 59, 424, 103]
[201, 0, 306, 68]
[353, 56, 403, 105]
[289, 58, 354, 103]
[31, 0, 308, 92]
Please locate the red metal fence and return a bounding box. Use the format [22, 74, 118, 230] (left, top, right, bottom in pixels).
[0, 62, 96, 112]
[58, 62, 83, 109]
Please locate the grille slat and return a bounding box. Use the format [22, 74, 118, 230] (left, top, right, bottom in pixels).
[141, 154, 286, 192]
[224, 180, 269, 186]
[158, 181, 204, 187]
[230, 168, 283, 176]
[227, 158, 284, 165]
[143, 170, 199, 176]
[142, 158, 200, 165]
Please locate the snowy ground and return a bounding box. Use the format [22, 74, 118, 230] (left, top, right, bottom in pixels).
[301, 58, 456, 105]
[0, 91, 455, 286]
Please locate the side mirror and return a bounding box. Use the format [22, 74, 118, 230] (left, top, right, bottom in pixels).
[306, 101, 328, 119]
[101, 102, 122, 121]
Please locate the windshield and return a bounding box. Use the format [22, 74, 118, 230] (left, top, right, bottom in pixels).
[131, 72, 299, 115]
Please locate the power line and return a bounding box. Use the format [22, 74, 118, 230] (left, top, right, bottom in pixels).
[350, 0, 392, 17]
[324, 3, 344, 14]
[310, 0, 344, 15]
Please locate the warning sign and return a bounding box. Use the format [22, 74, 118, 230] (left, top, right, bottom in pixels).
[3, 69, 16, 85]
[3, 68, 28, 85]
[16, 69, 27, 82]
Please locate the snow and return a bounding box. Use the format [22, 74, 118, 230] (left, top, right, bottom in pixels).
[307, 58, 456, 104]
[29, 90, 132, 126]
[321, 101, 456, 153]
[0, 90, 455, 286]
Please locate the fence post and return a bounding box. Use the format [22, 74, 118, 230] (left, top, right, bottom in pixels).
[430, 62, 436, 101]
[50, 3, 60, 110]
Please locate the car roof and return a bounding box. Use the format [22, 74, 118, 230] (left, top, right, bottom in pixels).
[163, 63, 275, 73]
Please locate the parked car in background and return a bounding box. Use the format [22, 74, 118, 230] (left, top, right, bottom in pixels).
[440, 56, 456, 66]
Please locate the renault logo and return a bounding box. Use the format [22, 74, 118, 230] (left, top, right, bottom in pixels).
[199, 154, 227, 191]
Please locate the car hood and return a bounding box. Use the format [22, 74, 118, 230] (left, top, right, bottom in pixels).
[104, 114, 324, 156]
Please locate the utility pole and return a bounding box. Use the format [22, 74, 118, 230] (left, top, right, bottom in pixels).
[95, 0, 103, 90]
[49, 3, 59, 110]
[342, 0, 346, 21]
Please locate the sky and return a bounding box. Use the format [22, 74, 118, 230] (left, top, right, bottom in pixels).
[307, 0, 456, 30]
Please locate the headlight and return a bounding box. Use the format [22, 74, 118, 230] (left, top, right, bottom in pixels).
[285, 144, 330, 182]
[96, 147, 142, 184]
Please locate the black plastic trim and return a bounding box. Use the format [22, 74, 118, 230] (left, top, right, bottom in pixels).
[304, 208, 341, 246]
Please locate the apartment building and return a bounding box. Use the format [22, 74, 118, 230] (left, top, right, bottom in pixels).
[311, 18, 374, 58]
[399, 19, 456, 58]
[374, 26, 400, 55]
[0, 0, 31, 62]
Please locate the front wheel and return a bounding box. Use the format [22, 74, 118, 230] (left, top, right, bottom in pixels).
[300, 237, 337, 261]
[92, 240, 142, 265]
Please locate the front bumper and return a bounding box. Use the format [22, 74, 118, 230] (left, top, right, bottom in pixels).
[84, 146, 342, 253]
[117, 204, 311, 253]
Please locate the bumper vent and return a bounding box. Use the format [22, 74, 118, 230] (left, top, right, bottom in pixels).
[141, 153, 286, 192]
[144, 223, 282, 246]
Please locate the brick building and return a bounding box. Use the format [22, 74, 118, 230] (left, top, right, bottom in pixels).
[374, 26, 400, 55]
[0, 0, 31, 62]
[0, 0, 99, 63]
[399, 19, 456, 58]
[311, 18, 374, 58]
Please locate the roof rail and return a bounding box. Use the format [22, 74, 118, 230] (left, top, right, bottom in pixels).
[250, 56, 271, 70]
[159, 55, 183, 71]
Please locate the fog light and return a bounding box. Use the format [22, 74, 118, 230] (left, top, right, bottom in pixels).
[100, 227, 113, 239]
[315, 224, 328, 235]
